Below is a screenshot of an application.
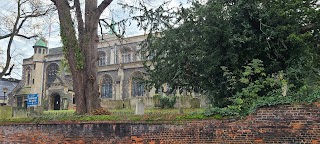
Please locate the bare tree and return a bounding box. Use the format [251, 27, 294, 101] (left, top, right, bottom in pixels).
[0, 0, 54, 78]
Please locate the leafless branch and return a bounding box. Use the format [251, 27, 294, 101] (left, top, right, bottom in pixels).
[0, 33, 37, 39]
[0, 0, 54, 78]
[0, 0, 21, 78]
[96, 0, 113, 17]
[99, 18, 125, 38]
[4, 64, 14, 76]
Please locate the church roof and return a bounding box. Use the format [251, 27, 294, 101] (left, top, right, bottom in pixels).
[34, 39, 47, 48]
[0, 78, 19, 98]
[15, 87, 31, 96]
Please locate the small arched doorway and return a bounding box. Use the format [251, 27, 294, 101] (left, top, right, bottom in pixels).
[53, 94, 60, 110]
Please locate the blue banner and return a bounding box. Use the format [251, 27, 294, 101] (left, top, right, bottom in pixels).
[27, 94, 38, 107]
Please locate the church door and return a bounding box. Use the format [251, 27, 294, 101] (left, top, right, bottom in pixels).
[54, 95, 60, 110]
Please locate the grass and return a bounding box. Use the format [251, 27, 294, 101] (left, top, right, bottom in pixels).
[0, 108, 220, 124]
[109, 108, 205, 115]
[43, 110, 76, 116]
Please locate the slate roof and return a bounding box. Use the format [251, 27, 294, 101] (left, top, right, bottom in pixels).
[0, 78, 19, 100]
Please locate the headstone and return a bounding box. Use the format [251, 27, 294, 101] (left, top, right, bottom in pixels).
[13, 107, 27, 118]
[63, 98, 69, 110]
[28, 106, 35, 112]
[190, 98, 200, 108]
[135, 99, 144, 115]
[0, 106, 12, 118]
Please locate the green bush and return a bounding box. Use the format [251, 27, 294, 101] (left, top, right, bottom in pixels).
[160, 96, 177, 108]
[208, 60, 296, 116]
[205, 59, 320, 117]
[153, 94, 177, 108]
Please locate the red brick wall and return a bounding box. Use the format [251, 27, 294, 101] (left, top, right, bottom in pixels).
[0, 102, 319, 143]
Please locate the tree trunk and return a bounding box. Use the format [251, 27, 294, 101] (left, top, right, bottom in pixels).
[52, 0, 89, 114]
[82, 0, 101, 112]
[52, 0, 112, 114]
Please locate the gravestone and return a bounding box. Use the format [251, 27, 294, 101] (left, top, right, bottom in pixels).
[190, 98, 200, 108]
[0, 105, 12, 118]
[12, 107, 27, 118]
[135, 99, 144, 115]
[62, 98, 69, 110]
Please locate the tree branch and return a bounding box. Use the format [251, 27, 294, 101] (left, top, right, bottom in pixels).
[300, 23, 316, 34]
[4, 64, 14, 76]
[0, 33, 37, 40]
[99, 19, 125, 38]
[96, 0, 113, 17]
[74, 0, 84, 37]
[17, 7, 53, 31]
[0, 0, 21, 78]
[0, 0, 53, 78]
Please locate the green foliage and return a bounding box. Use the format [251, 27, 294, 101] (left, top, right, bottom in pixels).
[0, 117, 34, 123]
[0, 108, 213, 123]
[60, 26, 84, 70]
[132, 0, 320, 108]
[294, 85, 320, 103]
[206, 59, 286, 116]
[205, 59, 320, 117]
[43, 110, 76, 116]
[41, 99, 49, 111]
[156, 95, 177, 109]
[60, 58, 70, 73]
[153, 94, 177, 108]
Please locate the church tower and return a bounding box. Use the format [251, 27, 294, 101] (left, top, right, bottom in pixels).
[31, 38, 48, 106]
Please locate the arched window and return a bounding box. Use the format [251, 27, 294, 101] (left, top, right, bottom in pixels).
[46, 63, 59, 85]
[101, 75, 112, 98]
[122, 47, 132, 63]
[98, 51, 106, 66]
[26, 67, 31, 85]
[131, 72, 145, 97]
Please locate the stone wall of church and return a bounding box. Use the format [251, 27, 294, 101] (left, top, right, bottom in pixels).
[13, 34, 158, 110]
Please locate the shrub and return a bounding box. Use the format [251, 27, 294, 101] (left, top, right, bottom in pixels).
[153, 95, 177, 108]
[205, 59, 320, 117]
[160, 96, 176, 108]
[206, 59, 286, 116]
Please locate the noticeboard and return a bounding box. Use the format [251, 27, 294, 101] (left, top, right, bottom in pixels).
[27, 94, 38, 107]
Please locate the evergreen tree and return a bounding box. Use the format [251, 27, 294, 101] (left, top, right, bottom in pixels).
[139, 0, 320, 107]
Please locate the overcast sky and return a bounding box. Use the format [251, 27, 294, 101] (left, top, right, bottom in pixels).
[0, 0, 189, 79]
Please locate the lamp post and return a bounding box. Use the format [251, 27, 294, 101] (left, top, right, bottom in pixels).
[3, 87, 8, 104]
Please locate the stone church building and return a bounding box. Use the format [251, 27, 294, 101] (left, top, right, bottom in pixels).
[10, 34, 157, 110]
